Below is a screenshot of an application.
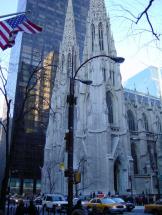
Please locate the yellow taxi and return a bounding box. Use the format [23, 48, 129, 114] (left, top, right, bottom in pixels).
[144, 199, 162, 215]
[86, 197, 126, 214]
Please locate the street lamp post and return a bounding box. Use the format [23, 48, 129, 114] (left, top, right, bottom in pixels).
[66, 54, 124, 215]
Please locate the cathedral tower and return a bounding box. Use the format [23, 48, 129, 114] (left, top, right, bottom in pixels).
[75, 0, 131, 194]
[42, 0, 80, 194]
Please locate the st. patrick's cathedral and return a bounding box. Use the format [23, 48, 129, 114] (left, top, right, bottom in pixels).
[42, 0, 162, 196]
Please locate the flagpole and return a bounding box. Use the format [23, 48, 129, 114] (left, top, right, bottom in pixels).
[0, 10, 31, 19]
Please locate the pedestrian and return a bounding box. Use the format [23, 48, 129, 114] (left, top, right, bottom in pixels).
[92, 192, 96, 198]
[72, 199, 88, 215]
[108, 191, 111, 197]
[27, 200, 38, 215]
[15, 199, 26, 215]
[73, 199, 83, 211]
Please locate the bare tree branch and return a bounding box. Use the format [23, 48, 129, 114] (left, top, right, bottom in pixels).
[145, 11, 160, 40]
[136, 0, 155, 24]
[0, 66, 7, 87]
[111, 0, 160, 40]
[0, 120, 7, 133]
[44, 161, 60, 193]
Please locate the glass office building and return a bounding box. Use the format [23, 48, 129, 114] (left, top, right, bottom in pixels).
[9, 0, 90, 194]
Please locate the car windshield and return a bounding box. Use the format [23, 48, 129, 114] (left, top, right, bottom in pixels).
[156, 200, 162, 205]
[101, 198, 116, 204]
[52, 196, 64, 201]
[113, 198, 125, 203]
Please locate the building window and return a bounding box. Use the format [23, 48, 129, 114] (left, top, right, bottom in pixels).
[91, 23, 95, 52]
[106, 23, 110, 52]
[106, 91, 113, 123]
[73, 51, 77, 72]
[110, 70, 112, 79]
[67, 53, 71, 77]
[62, 54, 64, 71]
[156, 116, 162, 132]
[142, 113, 149, 131]
[127, 110, 136, 131]
[131, 142, 138, 174]
[109, 70, 115, 85]
[102, 67, 106, 82]
[98, 22, 104, 51]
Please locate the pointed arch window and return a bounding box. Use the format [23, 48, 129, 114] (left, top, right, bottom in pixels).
[67, 53, 71, 77]
[156, 116, 162, 132]
[106, 23, 110, 52]
[127, 110, 136, 131]
[109, 66, 115, 85]
[106, 91, 113, 123]
[131, 142, 138, 174]
[102, 67, 106, 82]
[73, 51, 77, 72]
[142, 113, 149, 131]
[98, 22, 104, 51]
[62, 54, 64, 71]
[91, 23, 95, 52]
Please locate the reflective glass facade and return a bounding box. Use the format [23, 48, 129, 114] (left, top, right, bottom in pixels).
[9, 0, 90, 193]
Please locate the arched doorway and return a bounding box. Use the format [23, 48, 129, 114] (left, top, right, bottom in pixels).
[114, 157, 121, 194]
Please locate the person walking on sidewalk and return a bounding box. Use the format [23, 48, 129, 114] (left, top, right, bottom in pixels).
[27, 200, 38, 215]
[72, 199, 88, 215]
[15, 200, 26, 215]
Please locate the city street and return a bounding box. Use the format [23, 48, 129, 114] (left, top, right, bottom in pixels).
[6, 205, 154, 215]
[126, 206, 152, 215]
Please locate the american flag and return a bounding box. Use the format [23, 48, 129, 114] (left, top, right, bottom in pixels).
[0, 14, 42, 50]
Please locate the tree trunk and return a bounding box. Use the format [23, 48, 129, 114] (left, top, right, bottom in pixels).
[0, 102, 11, 213]
[0, 158, 9, 212]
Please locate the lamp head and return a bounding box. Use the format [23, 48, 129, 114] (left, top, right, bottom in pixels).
[110, 56, 125, 63]
[74, 78, 92, 85]
[80, 80, 92, 85]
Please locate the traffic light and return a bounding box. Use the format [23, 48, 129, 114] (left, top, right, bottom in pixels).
[74, 171, 81, 184]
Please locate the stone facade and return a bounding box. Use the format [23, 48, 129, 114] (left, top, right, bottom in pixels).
[42, 0, 162, 195]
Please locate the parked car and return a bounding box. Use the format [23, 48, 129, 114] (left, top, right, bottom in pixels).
[9, 194, 23, 204]
[73, 197, 89, 207]
[86, 197, 126, 214]
[33, 196, 42, 205]
[73, 195, 91, 206]
[42, 194, 68, 212]
[144, 199, 162, 215]
[111, 197, 135, 212]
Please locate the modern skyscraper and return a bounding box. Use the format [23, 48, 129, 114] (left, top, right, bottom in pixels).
[9, 0, 90, 193]
[124, 66, 162, 98]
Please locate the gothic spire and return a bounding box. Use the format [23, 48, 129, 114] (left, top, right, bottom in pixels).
[89, 0, 107, 20]
[83, 0, 112, 58]
[61, 0, 77, 49]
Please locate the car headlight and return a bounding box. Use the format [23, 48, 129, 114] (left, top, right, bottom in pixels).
[112, 205, 117, 209]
